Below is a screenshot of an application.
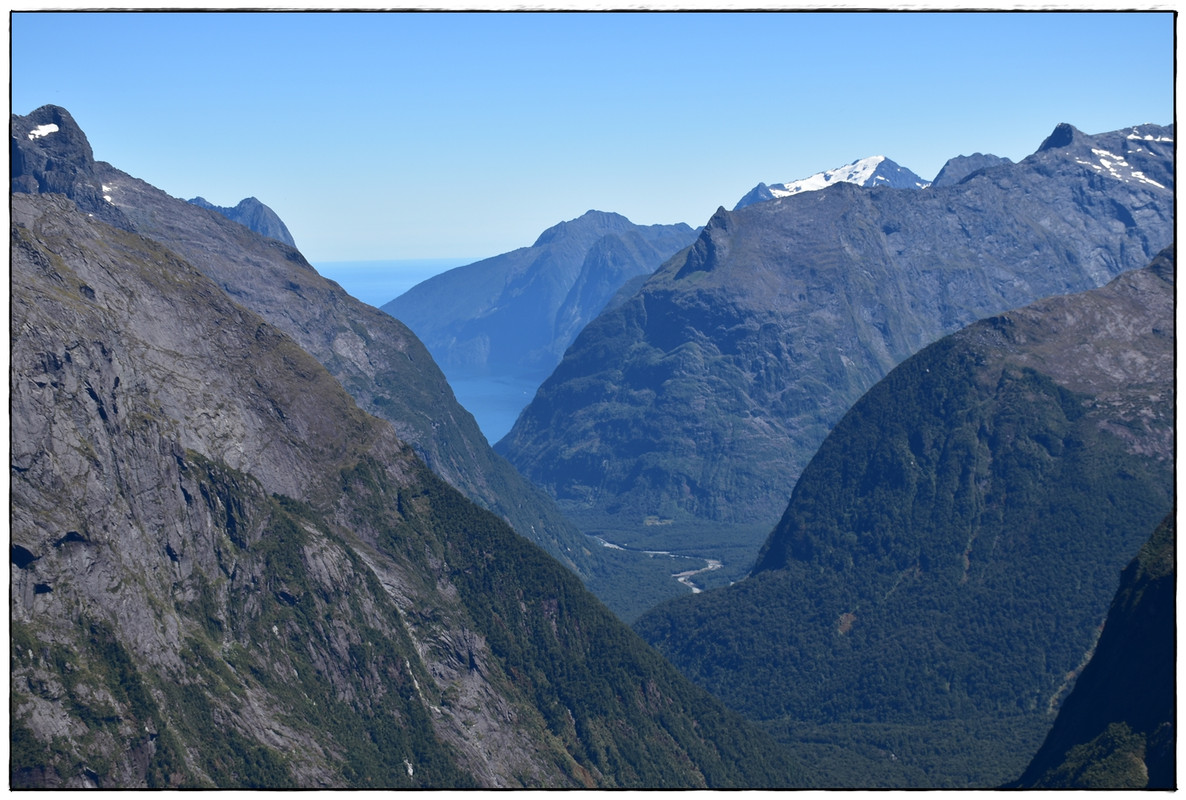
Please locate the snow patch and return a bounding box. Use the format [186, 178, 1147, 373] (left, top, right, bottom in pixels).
[1126, 127, 1173, 143]
[1074, 148, 1165, 189]
[28, 123, 59, 140]
[768, 156, 888, 198]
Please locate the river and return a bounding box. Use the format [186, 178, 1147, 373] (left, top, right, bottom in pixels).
[590, 535, 723, 594]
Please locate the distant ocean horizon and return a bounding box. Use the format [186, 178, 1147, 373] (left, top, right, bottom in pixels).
[313, 258, 477, 308]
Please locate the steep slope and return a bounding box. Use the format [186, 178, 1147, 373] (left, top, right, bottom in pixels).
[498, 123, 1173, 544]
[734, 155, 929, 209]
[635, 249, 1175, 787]
[1010, 512, 1175, 789]
[382, 210, 697, 379]
[188, 196, 297, 247]
[10, 191, 803, 789]
[10, 103, 598, 585]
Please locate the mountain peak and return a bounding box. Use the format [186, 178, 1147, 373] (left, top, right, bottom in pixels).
[1038, 122, 1082, 151]
[735, 156, 928, 209]
[187, 195, 297, 247]
[11, 104, 91, 160]
[532, 210, 634, 247]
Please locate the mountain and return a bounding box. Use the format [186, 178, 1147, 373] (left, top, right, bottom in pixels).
[9, 169, 804, 786]
[188, 196, 297, 247]
[496, 123, 1173, 559]
[10, 104, 601, 590]
[382, 210, 698, 380]
[1010, 512, 1175, 789]
[634, 248, 1175, 787]
[930, 152, 1013, 187]
[734, 155, 929, 209]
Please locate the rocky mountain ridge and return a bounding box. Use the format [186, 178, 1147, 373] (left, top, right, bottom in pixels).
[9, 170, 801, 788]
[497, 122, 1174, 543]
[10, 103, 599, 585]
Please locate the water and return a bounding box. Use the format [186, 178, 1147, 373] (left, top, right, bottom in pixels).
[313, 258, 540, 442]
[445, 372, 541, 444]
[313, 258, 475, 308]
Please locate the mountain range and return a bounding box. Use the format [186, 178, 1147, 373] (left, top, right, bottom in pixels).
[9, 107, 803, 788]
[9, 103, 1175, 789]
[734, 155, 930, 209]
[634, 247, 1175, 786]
[495, 123, 1174, 573]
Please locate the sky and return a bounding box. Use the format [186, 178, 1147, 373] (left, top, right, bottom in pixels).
[11, 10, 1176, 264]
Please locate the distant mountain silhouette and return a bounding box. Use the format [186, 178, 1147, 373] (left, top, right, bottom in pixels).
[383, 210, 697, 382]
[189, 195, 297, 247]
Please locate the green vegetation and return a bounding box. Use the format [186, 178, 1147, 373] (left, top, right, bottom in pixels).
[1011, 514, 1175, 788]
[339, 456, 806, 787]
[636, 326, 1173, 786]
[572, 510, 772, 621]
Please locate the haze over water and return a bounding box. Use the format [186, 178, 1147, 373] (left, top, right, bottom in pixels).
[314, 258, 474, 308]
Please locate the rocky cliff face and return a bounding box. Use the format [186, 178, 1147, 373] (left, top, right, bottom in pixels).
[188, 196, 297, 247]
[497, 123, 1174, 535]
[11, 103, 596, 584]
[635, 248, 1175, 787]
[10, 190, 801, 788]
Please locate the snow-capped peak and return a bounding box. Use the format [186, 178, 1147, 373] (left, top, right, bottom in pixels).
[735, 155, 930, 209]
[768, 156, 890, 198]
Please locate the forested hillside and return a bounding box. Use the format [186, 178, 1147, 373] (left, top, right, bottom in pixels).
[636, 249, 1175, 786]
[1010, 513, 1175, 788]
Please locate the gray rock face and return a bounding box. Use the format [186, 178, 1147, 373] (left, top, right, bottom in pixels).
[188, 196, 297, 247]
[10, 192, 510, 786]
[10, 190, 800, 789]
[497, 122, 1174, 531]
[11, 104, 596, 582]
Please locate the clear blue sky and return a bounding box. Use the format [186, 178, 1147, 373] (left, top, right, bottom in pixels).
[12, 11, 1175, 262]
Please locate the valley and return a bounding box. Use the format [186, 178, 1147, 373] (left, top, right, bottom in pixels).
[589, 533, 724, 594]
[10, 97, 1174, 790]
